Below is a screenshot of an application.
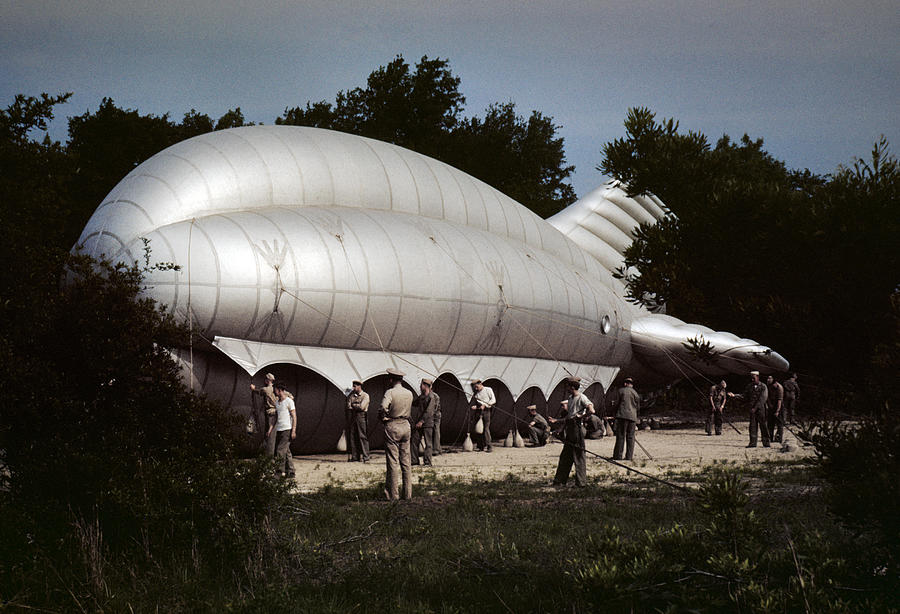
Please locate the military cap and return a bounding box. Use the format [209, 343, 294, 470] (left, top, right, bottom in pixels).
[421, 378, 433, 386]
[471, 379, 482, 386]
[352, 379, 362, 386]
[749, 370, 760, 376]
[265, 373, 275, 381]
[566, 376, 582, 385]
[386, 368, 406, 377]
[624, 376, 634, 384]
[526, 404, 537, 411]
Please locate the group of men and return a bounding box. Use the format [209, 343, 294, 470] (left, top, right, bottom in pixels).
[251, 367, 800, 498]
[250, 373, 297, 478]
[724, 371, 800, 447]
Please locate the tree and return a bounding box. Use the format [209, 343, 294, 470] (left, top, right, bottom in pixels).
[600, 108, 899, 393]
[0, 98, 292, 613]
[448, 102, 575, 218]
[279, 55, 464, 160]
[279, 54, 575, 217]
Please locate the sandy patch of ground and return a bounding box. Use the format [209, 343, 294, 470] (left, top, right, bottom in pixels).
[288, 423, 814, 492]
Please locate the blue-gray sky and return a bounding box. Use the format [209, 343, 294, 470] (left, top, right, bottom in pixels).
[3, 0, 898, 199]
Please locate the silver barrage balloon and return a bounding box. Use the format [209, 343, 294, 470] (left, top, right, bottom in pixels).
[75, 126, 788, 452]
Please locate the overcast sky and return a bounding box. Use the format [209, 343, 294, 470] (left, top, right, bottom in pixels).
[3, 0, 898, 199]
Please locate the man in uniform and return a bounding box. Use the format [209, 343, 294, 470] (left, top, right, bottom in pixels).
[613, 377, 640, 461]
[469, 379, 496, 452]
[583, 410, 605, 439]
[411, 378, 439, 466]
[782, 373, 800, 424]
[549, 376, 593, 487]
[766, 375, 785, 443]
[345, 379, 371, 462]
[707, 380, 727, 436]
[379, 368, 414, 500]
[250, 373, 277, 455]
[432, 383, 443, 455]
[729, 370, 770, 448]
[525, 404, 549, 446]
[269, 382, 296, 478]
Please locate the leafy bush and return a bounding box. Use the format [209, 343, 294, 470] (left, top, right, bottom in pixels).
[0, 251, 294, 610]
[814, 414, 900, 579]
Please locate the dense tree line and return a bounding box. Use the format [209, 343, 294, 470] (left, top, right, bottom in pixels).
[600, 108, 898, 406]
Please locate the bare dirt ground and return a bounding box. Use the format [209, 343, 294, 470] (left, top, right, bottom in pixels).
[288, 422, 814, 492]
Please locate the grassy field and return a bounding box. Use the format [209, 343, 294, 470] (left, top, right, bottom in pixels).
[4, 454, 894, 613]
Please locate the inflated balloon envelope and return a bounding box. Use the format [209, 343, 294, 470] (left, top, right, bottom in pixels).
[74, 126, 788, 453]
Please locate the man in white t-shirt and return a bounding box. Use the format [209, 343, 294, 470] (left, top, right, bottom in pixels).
[268, 382, 297, 478]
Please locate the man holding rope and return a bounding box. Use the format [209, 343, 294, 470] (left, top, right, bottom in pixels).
[549, 376, 593, 487]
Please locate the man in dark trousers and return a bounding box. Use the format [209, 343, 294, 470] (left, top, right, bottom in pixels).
[345, 379, 370, 462]
[469, 379, 496, 452]
[411, 378, 439, 466]
[250, 372, 277, 455]
[525, 404, 549, 446]
[782, 373, 799, 424]
[613, 377, 640, 461]
[707, 380, 727, 436]
[729, 371, 770, 448]
[549, 376, 593, 487]
[766, 375, 785, 443]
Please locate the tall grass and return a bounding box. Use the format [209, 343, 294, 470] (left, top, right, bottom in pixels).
[2, 460, 896, 612]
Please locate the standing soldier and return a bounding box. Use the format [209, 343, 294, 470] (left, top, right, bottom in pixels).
[250, 373, 278, 456]
[707, 380, 727, 436]
[729, 371, 770, 448]
[432, 386, 443, 456]
[379, 368, 414, 501]
[270, 382, 296, 478]
[469, 379, 496, 452]
[782, 373, 800, 424]
[411, 378, 439, 466]
[613, 377, 640, 461]
[766, 375, 785, 443]
[549, 377, 593, 487]
[525, 404, 550, 446]
[345, 380, 371, 462]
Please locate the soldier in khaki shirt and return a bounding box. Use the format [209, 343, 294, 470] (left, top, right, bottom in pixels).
[345, 380, 371, 462]
[250, 373, 277, 455]
[379, 368, 414, 501]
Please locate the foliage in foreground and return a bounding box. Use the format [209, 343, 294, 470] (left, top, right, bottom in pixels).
[0, 249, 295, 611]
[3, 463, 897, 613]
[814, 412, 900, 577]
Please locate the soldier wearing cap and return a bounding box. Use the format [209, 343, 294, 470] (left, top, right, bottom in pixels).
[525, 404, 549, 446]
[729, 371, 770, 448]
[469, 379, 496, 452]
[782, 373, 799, 423]
[432, 382, 443, 456]
[250, 373, 278, 456]
[379, 368, 414, 500]
[613, 376, 640, 461]
[549, 376, 593, 487]
[411, 378, 440, 466]
[345, 379, 371, 462]
[766, 375, 785, 443]
[707, 380, 727, 436]
[583, 410, 606, 439]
